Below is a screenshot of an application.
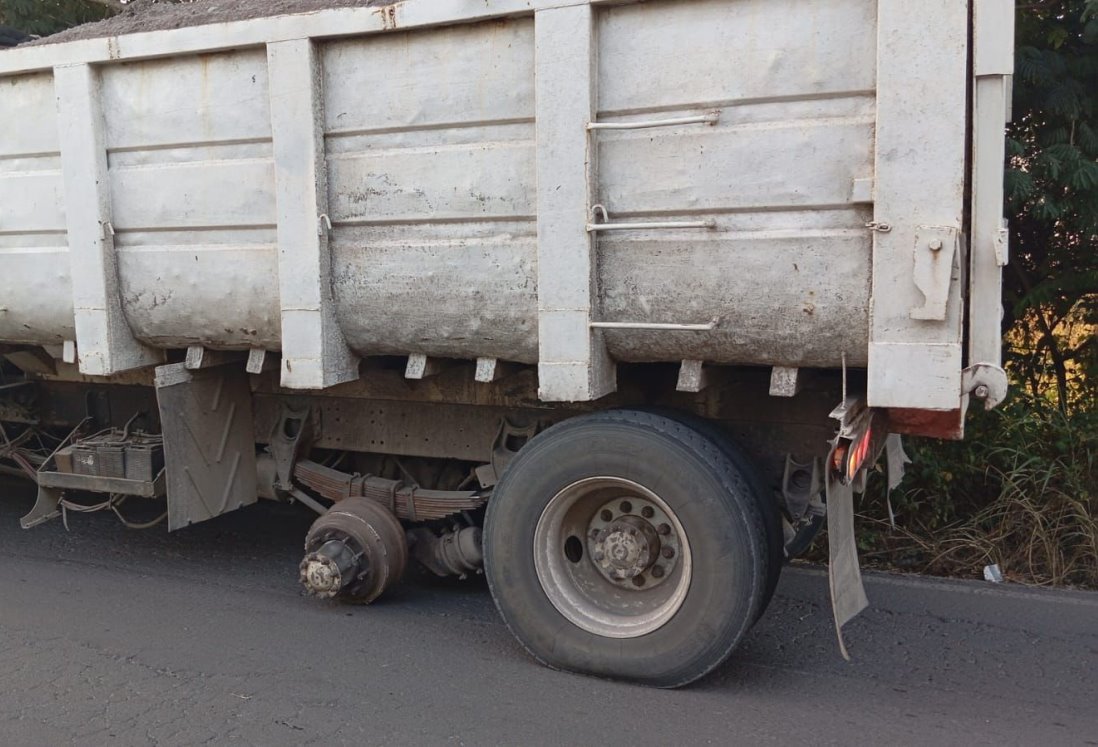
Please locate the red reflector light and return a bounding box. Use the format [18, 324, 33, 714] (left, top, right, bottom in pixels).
[846, 425, 873, 482]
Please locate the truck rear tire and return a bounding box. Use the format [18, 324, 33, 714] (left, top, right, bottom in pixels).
[639, 408, 784, 622]
[484, 410, 771, 688]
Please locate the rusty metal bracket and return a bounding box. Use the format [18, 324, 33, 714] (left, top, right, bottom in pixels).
[910, 225, 961, 321]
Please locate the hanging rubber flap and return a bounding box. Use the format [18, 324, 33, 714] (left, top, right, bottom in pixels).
[825, 456, 869, 661]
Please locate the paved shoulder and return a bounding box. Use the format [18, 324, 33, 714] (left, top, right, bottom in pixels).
[1, 481, 1095, 746]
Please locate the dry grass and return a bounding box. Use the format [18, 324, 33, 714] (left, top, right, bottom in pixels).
[842, 400, 1098, 589]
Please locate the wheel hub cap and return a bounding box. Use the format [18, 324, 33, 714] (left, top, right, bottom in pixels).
[585, 496, 682, 590]
[534, 478, 693, 638]
[593, 516, 660, 581]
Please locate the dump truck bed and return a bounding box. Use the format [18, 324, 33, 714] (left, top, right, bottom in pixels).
[0, 0, 1012, 422]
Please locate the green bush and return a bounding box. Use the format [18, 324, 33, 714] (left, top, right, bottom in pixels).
[856, 397, 1098, 588]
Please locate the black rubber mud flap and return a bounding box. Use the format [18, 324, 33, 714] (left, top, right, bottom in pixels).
[155, 363, 258, 531]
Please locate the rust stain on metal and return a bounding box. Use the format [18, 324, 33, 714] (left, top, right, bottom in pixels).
[377, 5, 399, 31]
[887, 408, 964, 440]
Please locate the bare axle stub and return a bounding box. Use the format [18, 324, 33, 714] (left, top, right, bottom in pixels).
[300, 496, 407, 604]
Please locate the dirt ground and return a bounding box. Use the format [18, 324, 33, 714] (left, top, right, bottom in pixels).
[29, 0, 402, 45]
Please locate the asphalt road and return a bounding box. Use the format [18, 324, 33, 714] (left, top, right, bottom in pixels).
[1, 478, 1096, 746]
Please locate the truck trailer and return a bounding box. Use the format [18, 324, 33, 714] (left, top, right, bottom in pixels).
[0, 0, 1014, 687]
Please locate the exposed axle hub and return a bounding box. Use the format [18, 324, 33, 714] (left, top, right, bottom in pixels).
[300, 496, 407, 604]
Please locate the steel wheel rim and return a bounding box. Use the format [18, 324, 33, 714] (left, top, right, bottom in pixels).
[533, 476, 693, 639]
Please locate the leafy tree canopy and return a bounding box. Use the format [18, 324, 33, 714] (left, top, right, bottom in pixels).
[0, 0, 117, 37]
[1005, 0, 1098, 408]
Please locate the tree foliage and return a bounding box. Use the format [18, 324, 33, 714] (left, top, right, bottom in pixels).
[1005, 0, 1098, 409]
[0, 1, 114, 37]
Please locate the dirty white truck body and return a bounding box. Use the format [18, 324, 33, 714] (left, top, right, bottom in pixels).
[0, 0, 1013, 686]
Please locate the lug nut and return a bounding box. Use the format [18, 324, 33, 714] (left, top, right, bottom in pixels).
[631, 575, 646, 587]
[657, 523, 671, 536]
[662, 546, 674, 559]
[651, 565, 665, 579]
[641, 506, 655, 519]
[620, 501, 633, 514]
[600, 509, 613, 522]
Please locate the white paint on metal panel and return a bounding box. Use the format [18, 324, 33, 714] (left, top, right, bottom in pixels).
[405, 354, 445, 380]
[322, 20, 534, 134]
[0, 73, 62, 157]
[868, 0, 969, 410]
[597, 0, 877, 114]
[600, 229, 871, 367]
[54, 63, 162, 375]
[110, 160, 277, 230]
[246, 348, 270, 375]
[676, 360, 709, 393]
[869, 342, 964, 411]
[974, 0, 1016, 77]
[0, 0, 1001, 414]
[116, 243, 281, 349]
[536, 4, 615, 402]
[851, 178, 875, 204]
[970, 0, 1015, 368]
[475, 358, 501, 384]
[0, 1, 576, 77]
[332, 225, 539, 363]
[100, 50, 271, 151]
[99, 49, 280, 352]
[598, 116, 875, 214]
[0, 72, 74, 347]
[0, 173, 67, 234]
[269, 39, 358, 390]
[327, 142, 536, 224]
[770, 367, 804, 398]
[0, 249, 75, 345]
[322, 19, 539, 367]
[185, 346, 245, 370]
[968, 76, 1010, 369]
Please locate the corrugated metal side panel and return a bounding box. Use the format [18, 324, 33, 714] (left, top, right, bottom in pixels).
[596, 0, 877, 366]
[103, 50, 282, 350]
[0, 72, 74, 346]
[323, 19, 540, 363]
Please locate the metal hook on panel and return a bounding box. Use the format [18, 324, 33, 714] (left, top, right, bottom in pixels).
[587, 111, 721, 131]
[590, 316, 721, 332]
[318, 213, 333, 237]
[586, 204, 715, 233]
[590, 204, 610, 225]
[101, 221, 115, 238]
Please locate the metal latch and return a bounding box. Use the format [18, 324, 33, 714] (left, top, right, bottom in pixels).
[910, 225, 961, 321]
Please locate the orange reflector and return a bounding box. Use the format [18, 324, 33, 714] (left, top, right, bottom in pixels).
[846, 424, 873, 482]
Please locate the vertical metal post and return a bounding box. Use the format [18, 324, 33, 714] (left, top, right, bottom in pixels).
[55, 63, 163, 376]
[268, 39, 359, 390]
[867, 0, 970, 411]
[534, 4, 616, 402]
[969, 0, 1015, 368]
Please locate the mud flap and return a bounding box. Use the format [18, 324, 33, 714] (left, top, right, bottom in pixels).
[825, 467, 869, 660]
[155, 363, 258, 531]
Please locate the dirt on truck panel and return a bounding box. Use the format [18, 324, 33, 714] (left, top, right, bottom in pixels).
[23, 0, 404, 46]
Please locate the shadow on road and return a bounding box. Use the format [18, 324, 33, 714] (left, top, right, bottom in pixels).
[2, 477, 1096, 744]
